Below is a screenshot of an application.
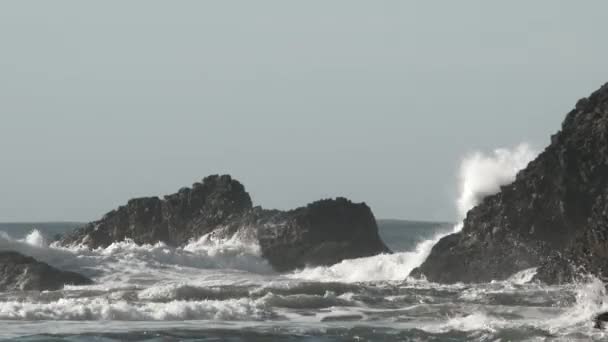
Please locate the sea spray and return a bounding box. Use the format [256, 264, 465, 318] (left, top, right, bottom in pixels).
[456, 143, 537, 218]
[413, 143, 537, 270]
[21, 229, 48, 248]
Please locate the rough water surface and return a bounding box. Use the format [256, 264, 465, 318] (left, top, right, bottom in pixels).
[0, 223, 607, 342]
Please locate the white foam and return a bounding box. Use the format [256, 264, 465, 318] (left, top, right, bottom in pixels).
[507, 268, 538, 285]
[0, 297, 269, 321]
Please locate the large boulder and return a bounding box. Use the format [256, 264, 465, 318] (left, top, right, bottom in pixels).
[411, 82, 608, 284]
[0, 251, 92, 291]
[254, 198, 390, 272]
[60, 175, 390, 272]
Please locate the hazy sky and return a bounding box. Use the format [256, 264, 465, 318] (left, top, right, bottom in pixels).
[1, 1, 607, 222]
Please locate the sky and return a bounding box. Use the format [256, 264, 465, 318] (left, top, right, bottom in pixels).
[1, 1, 607, 222]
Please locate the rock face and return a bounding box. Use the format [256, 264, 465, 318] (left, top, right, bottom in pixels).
[411, 82, 608, 284]
[60, 175, 390, 272]
[0, 251, 92, 291]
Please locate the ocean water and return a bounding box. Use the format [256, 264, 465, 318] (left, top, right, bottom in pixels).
[1, 144, 605, 341]
[0, 222, 607, 342]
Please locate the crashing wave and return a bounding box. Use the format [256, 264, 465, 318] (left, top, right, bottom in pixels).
[290, 144, 538, 283]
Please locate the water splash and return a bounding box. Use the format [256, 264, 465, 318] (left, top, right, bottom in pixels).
[457, 143, 536, 218]
[21, 229, 48, 248]
[289, 144, 537, 282]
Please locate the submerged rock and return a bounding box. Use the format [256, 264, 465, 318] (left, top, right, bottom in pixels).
[595, 312, 608, 330]
[60, 175, 390, 272]
[0, 251, 92, 291]
[411, 82, 608, 284]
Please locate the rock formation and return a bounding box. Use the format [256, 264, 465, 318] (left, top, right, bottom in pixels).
[0, 251, 92, 291]
[411, 82, 608, 284]
[60, 175, 390, 272]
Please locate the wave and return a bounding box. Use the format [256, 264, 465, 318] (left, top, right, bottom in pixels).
[0, 297, 272, 321]
[0, 228, 275, 287]
[288, 231, 451, 282]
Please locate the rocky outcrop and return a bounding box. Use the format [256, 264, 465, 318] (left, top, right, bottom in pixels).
[0, 251, 92, 291]
[60, 175, 390, 272]
[411, 82, 608, 284]
[254, 198, 390, 272]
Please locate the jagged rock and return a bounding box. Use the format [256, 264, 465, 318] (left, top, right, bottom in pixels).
[60, 175, 390, 271]
[411, 82, 608, 284]
[0, 251, 92, 291]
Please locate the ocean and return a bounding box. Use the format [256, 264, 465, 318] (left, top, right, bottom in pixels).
[0, 221, 607, 341]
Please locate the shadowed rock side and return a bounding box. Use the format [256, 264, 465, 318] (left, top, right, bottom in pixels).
[0, 251, 92, 291]
[411, 82, 608, 284]
[60, 175, 390, 272]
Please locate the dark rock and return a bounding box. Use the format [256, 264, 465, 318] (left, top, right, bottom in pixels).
[0, 251, 92, 291]
[411, 82, 608, 284]
[595, 312, 608, 329]
[256, 198, 390, 272]
[60, 175, 390, 272]
[61, 175, 253, 248]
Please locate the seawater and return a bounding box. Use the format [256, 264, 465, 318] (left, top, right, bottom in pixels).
[0, 223, 606, 342]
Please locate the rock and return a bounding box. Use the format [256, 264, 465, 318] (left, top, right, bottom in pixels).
[0, 251, 92, 291]
[256, 198, 390, 272]
[595, 312, 608, 329]
[60, 175, 390, 272]
[411, 82, 608, 284]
